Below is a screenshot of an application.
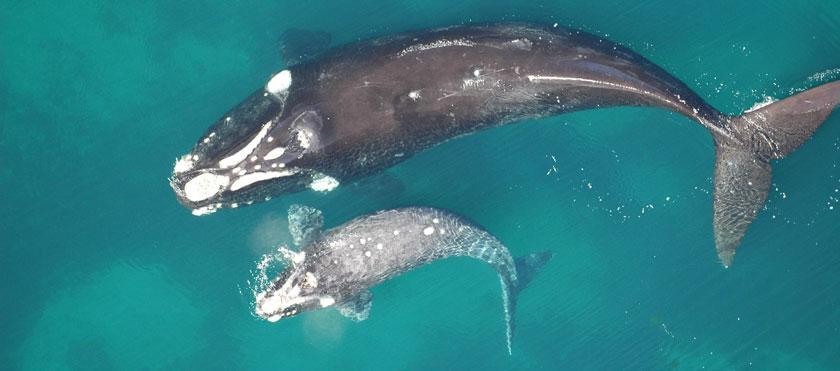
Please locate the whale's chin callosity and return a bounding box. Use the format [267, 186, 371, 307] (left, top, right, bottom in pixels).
[183, 173, 230, 202]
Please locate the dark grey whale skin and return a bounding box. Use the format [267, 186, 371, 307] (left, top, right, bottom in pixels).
[171, 23, 840, 266]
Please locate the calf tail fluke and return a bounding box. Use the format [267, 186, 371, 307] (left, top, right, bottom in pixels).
[501, 251, 553, 355]
[712, 80, 840, 267]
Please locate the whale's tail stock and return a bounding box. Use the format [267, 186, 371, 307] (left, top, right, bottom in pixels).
[711, 80, 840, 267]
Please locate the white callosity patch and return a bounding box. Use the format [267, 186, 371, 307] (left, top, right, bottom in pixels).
[309, 173, 340, 192]
[257, 291, 306, 319]
[264, 147, 286, 160]
[423, 226, 435, 235]
[408, 90, 421, 100]
[173, 154, 195, 174]
[266, 70, 292, 96]
[229, 170, 297, 192]
[296, 129, 312, 149]
[259, 295, 285, 315]
[250, 247, 308, 322]
[183, 173, 230, 202]
[304, 272, 318, 288]
[218, 120, 273, 169]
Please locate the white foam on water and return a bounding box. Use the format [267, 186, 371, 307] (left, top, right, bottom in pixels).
[745, 95, 777, 113]
[309, 173, 340, 192]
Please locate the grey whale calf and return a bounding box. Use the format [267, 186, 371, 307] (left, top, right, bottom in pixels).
[254, 205, 552, 354]
[170, 23, 840, 266]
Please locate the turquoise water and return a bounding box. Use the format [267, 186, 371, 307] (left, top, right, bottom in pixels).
[2, 1, 839, 369]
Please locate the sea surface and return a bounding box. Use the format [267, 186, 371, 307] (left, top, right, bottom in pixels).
[2, 1, 839, 370]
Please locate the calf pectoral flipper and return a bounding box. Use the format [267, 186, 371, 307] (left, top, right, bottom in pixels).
[337, 290, 373, 321]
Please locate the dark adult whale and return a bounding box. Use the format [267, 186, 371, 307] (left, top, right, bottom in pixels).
[253, 205, 552, 354]
[169, 23, 840, 267]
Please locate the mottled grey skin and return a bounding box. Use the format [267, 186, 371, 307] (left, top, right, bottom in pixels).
[255, 206, 550, 354]
[171, 23, 840, 266]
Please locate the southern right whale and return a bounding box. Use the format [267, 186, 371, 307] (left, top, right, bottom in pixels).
[254, 205, 552, 355]
[169, 23, 840, 266]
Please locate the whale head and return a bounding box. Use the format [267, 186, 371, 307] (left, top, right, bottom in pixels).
[254, 264, 336, 322]
[169, 69, 333, 216]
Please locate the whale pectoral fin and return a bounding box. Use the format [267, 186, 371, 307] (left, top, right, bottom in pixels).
[288, 204, 324, 246]
[278, 28, 332, 67]
[336, 290, 373, 322]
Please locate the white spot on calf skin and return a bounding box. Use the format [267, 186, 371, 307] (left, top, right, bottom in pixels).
[432, 218, 440, 224]
[376, 243, 383, 250]
[423, 227, 435, 235]
[408, 90, 421, 100]
[266, 70, 292, 96]
[364, 251, 371, 257]
[184, 173, 230, 202]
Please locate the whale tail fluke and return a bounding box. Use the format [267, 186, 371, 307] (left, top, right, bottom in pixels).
[712, 80, 840, 267]
[500, 250, 553, 355]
